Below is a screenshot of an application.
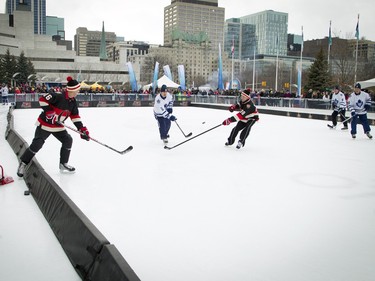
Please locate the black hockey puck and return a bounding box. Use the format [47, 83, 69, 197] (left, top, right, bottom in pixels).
[24, 190, 30, 196]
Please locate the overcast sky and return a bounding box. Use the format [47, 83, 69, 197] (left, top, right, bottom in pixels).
[1, 0, 374, 44]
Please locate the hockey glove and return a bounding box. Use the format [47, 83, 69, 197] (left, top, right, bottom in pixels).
[79, 126, 90, 141]
[169, 115, 177, 121]
[167, 108, 173, 114]
[222, 118, 232, 126]
[364, 104, 371, 111]
[351, 111, 356, 117]
[229, 105, 236, 112]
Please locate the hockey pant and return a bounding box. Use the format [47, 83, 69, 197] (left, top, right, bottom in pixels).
[20, 125, 73, 165]
[350, 114, 371, 135]
[156, 116, 171, 139]
[226, 119, 256, 146]
[331, 109, 348, 127]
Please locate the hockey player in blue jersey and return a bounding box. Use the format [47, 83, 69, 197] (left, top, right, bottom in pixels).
[327, 85, 348, 130]
[348, 83, 372, 139]
[153, 84, 177, 144]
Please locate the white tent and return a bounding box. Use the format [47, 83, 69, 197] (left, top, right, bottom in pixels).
[356, 78, 375, 89]
[143, 75, 180, 90]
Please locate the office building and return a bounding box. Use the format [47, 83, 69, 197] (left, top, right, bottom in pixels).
[224, 18, 256, 60]
[240, 10, 288, 56]
[6, 0, 46, 35]
[163, 0, 225, 51]
[74, 27, 116, 57]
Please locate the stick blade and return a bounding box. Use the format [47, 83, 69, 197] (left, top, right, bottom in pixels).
[164, 146, 172, 150]
[120, 146, 133, 154]
[186, 132, 193, 138]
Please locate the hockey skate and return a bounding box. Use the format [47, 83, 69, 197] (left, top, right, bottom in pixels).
[236, 141, 243, 149]
[225, 142, 231, 146]
[162, 139, 168, 144]
[17, 162, 27, 177]
[366, 132, 373, 139]
[59, 163, 76, 173]
[327, 124, 336, 129]
[351, 134, 356, 139]
[341, 126, 348, 130]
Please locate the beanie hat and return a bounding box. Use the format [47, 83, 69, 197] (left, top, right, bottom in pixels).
[354, 83, 361, 89]
[334, 85, 340, 90]
[161, 84, 167, 92]
[241, 89, 251, 99]
[66, 76, 80, 91]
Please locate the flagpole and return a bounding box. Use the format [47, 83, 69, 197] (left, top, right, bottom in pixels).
[275, 34, 279, 92]
[327, 20, 331, 69]
[298, 26, 304, 97]
[231, 35, 234, 89]
[354, 14, 359, 83]
[252, 47, 255, 92]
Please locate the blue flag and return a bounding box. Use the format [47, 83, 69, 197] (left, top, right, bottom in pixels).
[152, 62, 159, 94]
[218, 44, 224, 90]
[355, 14, 359, 40]
[126, 62, 138, 92]
[178, 65, 186, 90]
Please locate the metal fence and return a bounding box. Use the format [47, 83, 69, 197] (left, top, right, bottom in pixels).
[4, 93, 374, 112]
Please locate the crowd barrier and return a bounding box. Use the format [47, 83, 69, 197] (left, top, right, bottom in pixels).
[5, 107, 141, 281]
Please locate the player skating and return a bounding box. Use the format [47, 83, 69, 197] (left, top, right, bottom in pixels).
[222, 89, 259, 149]
[348, 83, 372, 139]
[153, 84, 177, 144]
[327, 85, 348, 130]
[17, 76, 90, 177]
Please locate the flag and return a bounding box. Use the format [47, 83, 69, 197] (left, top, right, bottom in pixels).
[231, 36, 234, 56]
[127, 62, 138, 92]
[328, 20, 332, 46]
[178, 65, 186, 90]
[163, 65, 173, 81]
[218, 43, 224, 90]
[152, 61, 159, 94]
[355, 14, 359, 40]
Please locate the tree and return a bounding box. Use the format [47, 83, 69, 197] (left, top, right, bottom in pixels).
[16, 51, 30, 84]
[305, 47, 331, 91]
[0, 49, 17, 85]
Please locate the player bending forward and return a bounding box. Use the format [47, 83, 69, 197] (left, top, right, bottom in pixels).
[222, 89, 259, 149]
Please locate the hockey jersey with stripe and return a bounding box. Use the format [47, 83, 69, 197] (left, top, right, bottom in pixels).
[36, 90, 84, 132]
[229, 99, 259, 123]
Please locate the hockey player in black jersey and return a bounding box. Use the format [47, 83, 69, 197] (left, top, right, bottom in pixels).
[222, 89, 259, 149]
[17, 76, 90, 177]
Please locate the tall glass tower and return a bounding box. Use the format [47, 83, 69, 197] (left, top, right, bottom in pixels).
[6, 0, 46, 35]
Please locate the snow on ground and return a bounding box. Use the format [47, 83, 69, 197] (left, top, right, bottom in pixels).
[11, 106, 375, 281]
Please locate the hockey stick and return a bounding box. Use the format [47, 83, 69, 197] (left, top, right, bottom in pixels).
[338, 114, 356, 125]
[174, 120, 192, 138]
[58, 122, 133, 155]
[164, 124, 222, 150]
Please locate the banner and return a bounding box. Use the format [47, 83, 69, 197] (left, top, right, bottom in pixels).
[126, 62, 138, 92]
[218, 43, 224, 90]
[152, 61, 159, 94]
[178, 65, 186, 90]
[297, 62, 302, 97]
[163, 65, 173, 81]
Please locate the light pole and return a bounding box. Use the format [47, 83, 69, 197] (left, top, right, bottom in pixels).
[12, 72, 20, 88]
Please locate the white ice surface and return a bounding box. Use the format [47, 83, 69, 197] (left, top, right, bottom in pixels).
[6, 106, 375, 281]
[0, 106, 81, 281]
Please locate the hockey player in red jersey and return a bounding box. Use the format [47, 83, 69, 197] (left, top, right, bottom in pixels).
[17, 76, 90, 177]
[222, 89, 259, 149]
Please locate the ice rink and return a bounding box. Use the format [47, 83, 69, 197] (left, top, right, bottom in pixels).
[2, 106, 375, 281]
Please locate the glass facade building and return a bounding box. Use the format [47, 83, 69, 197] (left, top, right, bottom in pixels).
[240, 10, 288, 56]
[6, 0, 46, 35]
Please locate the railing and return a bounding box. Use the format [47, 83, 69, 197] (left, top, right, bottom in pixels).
[5, 93, 374, 112]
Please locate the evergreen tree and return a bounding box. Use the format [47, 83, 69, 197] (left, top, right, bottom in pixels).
[1, 49, 17, 85]
[16, 51, 30, 84]
[305, 47, 331, 91]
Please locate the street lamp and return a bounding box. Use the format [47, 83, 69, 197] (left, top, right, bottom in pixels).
[12, 72, 20, 88]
